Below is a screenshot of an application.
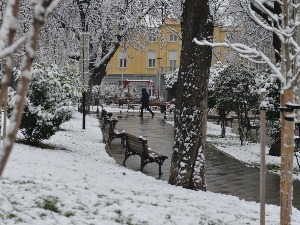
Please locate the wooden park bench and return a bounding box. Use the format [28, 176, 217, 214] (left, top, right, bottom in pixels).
[100, 108, 113, 128]
[107, 118, 127, 147]
[123, 133, 168, 176]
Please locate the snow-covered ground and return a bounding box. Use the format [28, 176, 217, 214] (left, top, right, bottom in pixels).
[1, 109, 300, 224]
[165, 117, 300, 180]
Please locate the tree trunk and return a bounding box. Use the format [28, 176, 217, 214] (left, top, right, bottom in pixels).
[221, 119, 226, 138]
[280, 89, 294, 225]
[89, 42, 121, 86]
[90, 63, 107, 86]
[168, 0, 213, 190]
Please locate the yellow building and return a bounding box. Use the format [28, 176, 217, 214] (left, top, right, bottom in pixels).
[106, 20, 228, 100]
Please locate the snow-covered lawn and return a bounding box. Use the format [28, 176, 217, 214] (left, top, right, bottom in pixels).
[165, 116, 300, 180]
[206, 122, 300, 180]
[1, 110, 300, 224]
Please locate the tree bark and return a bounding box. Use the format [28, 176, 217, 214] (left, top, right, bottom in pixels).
[168, 0, 213, 190]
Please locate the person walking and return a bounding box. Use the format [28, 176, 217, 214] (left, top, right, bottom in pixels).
[139, 88, 154, 118]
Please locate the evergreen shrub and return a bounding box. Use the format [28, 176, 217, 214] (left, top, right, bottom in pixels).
[8, 64, 81, 144]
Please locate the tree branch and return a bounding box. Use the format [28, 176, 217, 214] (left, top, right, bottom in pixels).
[0, 0, 63, 176]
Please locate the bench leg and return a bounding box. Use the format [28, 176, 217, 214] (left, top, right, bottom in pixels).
[123, 157, 127, 166]
[107, 134, 116, 146]
[140, 157, 150, 172]
[121, 137, 126, 149]
[159, 164, 162, 176]
[107, 135, 111, 146]
[140, 159, 145, 172]
[123, 150, 132, 166]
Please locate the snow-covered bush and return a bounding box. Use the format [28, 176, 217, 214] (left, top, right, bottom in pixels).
[8, 64, 81, 144]
[93, 79, 119, 102]
[164, 68, 178, 98]
[212, 64, 259, 144]
[254, 72, 281, 155]
[208, 62, 227, 111]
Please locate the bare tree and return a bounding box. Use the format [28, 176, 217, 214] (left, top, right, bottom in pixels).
[168, 0, 213, 190]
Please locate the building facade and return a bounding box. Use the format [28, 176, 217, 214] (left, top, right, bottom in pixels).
[106, 20, 228, 100]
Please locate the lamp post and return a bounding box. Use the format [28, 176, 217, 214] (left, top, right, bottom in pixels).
[79, 0, 90, 130]
[121, 50, 125, 85]
[157, 57, 162, 98]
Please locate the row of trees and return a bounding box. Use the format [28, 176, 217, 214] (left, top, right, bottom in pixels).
[165, 62, 281, 147]
[0, 0, 183, 172]
[36, 0, 182, 85]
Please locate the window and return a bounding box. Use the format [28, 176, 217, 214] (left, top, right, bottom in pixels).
[169, 50, 177, 70]
[119, 51, 127, 68]
[169, 33, 178, 42]
[148, 51, 156, 68]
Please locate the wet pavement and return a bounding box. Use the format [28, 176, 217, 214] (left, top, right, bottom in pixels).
[95, 109, 300, 210]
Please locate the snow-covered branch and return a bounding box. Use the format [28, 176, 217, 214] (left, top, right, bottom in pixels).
[0, 37, 26, 59]
[0, 0, 20, 51]
[0, 0, 63, 176]
[95, 0, 158, 68]
[193, 38, 286, 84]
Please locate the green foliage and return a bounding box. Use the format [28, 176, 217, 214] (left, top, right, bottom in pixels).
[36, 196, 61, 213]
[64, 211, 75, 217]
[208, 62, 227, 111]
[211, 64, 259, 143]
[266, 164, 280, 172]
[213, 64, 258, 115]
[254, 73, 281, 143]
[8, 64, 81, 144]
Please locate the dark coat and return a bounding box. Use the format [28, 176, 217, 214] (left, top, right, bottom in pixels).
[141, 88, 150, 106]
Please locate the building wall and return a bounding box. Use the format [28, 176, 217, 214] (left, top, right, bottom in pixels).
[106, 21, 228, 100]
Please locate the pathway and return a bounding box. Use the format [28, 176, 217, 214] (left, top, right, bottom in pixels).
[97, 109, 300, 210]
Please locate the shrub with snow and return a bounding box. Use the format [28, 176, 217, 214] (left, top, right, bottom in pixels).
[164, 68, 178, 98]
[8, 64, 81, 144]
[254, 72, 281, 142]
[208, 62, 227, 111]
[211, 64, 259, 144]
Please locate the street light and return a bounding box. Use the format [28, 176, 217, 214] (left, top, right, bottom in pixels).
[121, 50, 126, 85]
[79, 0, 90, 130]
[157, 57, 162, 99]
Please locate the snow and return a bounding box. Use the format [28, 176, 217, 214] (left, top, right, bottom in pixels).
[166, 118, 300, 180]
[1, 109, 300, 224]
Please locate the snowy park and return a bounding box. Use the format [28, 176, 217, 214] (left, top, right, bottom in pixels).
[1, 0, 300, 224]
[0, 110, 299, 225]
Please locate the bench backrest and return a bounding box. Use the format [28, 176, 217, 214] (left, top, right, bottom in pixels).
[108, 118, 118, 131]
[126, 133, 148, 155]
